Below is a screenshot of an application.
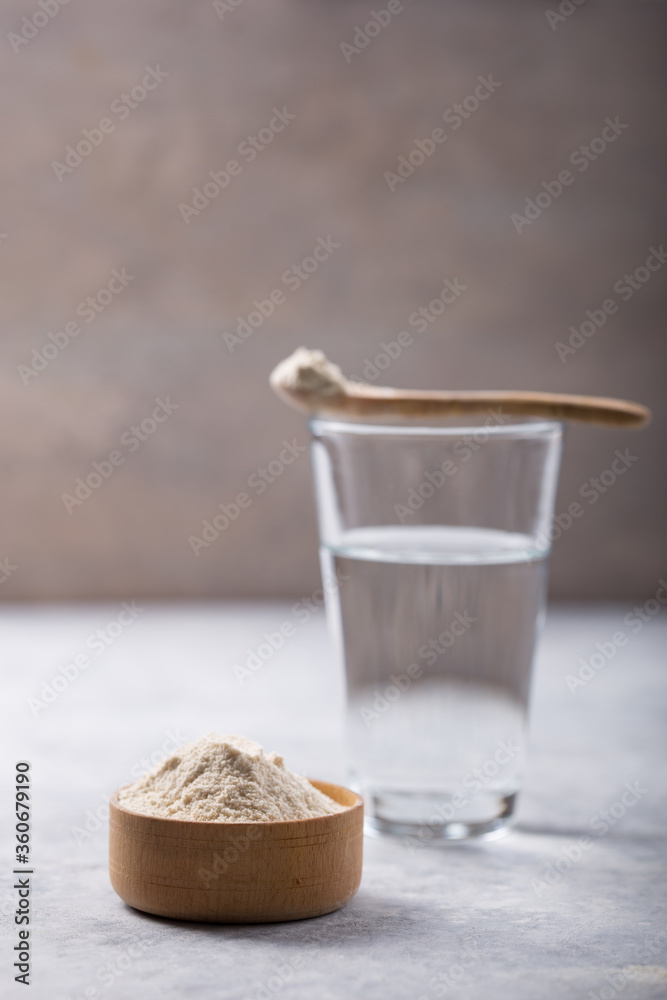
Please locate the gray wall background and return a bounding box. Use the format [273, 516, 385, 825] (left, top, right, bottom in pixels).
[0, 0, 665, 601]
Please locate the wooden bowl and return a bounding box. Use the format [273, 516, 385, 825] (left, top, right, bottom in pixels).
[109, 780, 363, 923]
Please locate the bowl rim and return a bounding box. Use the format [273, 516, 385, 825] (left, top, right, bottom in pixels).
[109, 779, 363, 827]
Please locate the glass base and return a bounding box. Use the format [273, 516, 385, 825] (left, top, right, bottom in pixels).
[362, 789, 517, 843]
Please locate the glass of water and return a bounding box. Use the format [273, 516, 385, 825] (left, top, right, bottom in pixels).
[310, 414, 563, 840]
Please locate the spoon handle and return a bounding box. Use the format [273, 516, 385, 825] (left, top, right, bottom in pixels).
[341, 387, 651, 428]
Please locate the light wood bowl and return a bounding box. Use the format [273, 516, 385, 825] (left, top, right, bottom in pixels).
[109, 780, 363, 923]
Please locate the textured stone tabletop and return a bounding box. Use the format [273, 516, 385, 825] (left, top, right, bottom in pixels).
[2, 603, 666, 999]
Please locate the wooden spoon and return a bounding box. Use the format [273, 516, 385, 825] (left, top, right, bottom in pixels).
[270, 348, 651, 429]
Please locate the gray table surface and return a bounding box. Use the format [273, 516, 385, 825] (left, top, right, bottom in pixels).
[2, 602, 666, 1000]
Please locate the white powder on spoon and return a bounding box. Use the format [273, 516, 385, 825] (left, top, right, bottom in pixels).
[270, 347, 346, 397]
[118, 734, 346, 822]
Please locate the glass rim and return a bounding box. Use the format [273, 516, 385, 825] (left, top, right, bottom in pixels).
[309, 416, 564, 439]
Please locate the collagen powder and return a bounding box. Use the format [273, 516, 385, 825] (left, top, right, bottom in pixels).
[118, 734, 346, 822]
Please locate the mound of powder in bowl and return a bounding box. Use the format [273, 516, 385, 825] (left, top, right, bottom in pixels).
[117, 734, 347, 822]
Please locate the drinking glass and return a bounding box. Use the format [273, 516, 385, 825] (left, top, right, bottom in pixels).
[309, 414, 563, 840]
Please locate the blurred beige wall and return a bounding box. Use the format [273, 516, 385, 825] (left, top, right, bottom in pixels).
[0, 0, 665, 601]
